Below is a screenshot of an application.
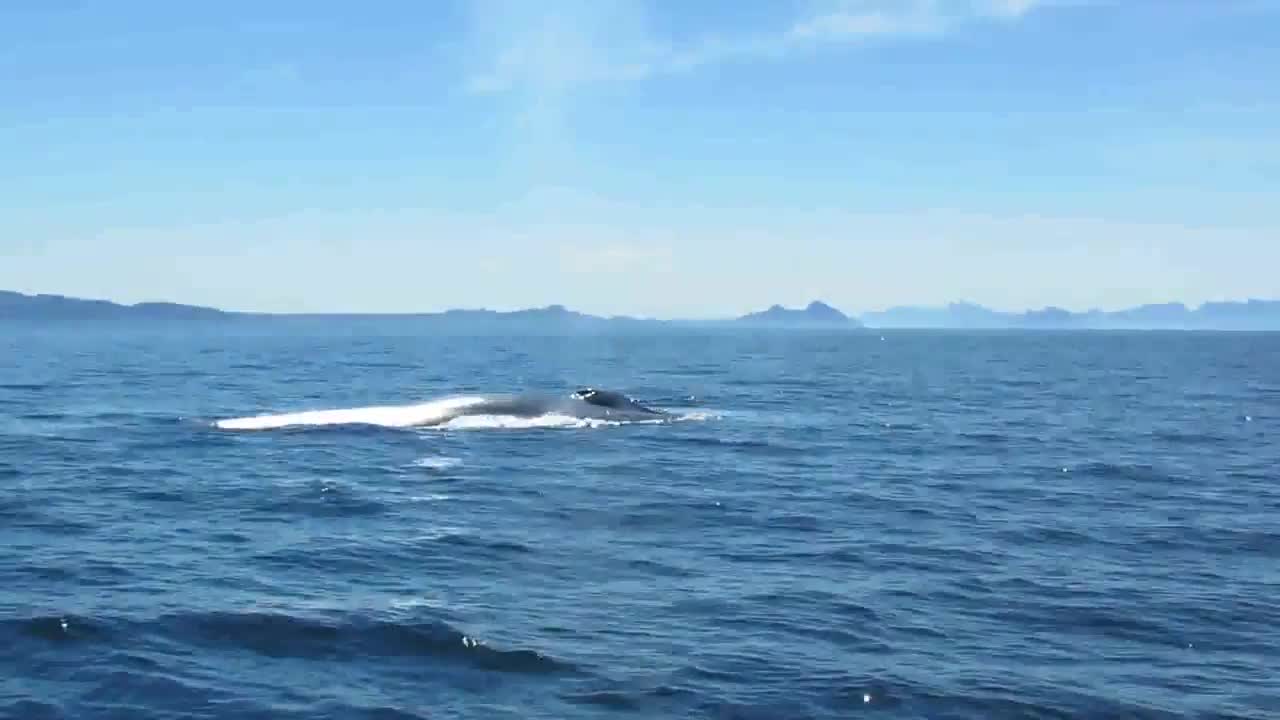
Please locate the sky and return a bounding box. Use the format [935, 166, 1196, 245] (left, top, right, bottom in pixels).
[1, 0, 1278, 318]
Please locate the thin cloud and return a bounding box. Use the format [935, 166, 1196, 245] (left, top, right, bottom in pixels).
[786, 1, 946, 41]
[983, 0, 1042, 18]
[463, 0, 1047, 95]
[788, 12, 932, 40]
[462, 0, 663, 95]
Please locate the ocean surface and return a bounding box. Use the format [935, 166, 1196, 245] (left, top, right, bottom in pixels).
[2, 321, 1277, 719]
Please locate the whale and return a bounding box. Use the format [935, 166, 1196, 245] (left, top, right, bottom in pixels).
[428, 387, 669, 426]
[212, 387, 671, 431]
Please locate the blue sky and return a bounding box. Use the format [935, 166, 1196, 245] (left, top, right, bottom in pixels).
[2, 0, 1278, 317]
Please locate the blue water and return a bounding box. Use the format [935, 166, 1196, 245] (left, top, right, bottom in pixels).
[3, 322, 1277, 719]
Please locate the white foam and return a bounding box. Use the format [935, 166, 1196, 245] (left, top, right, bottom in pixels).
[408, 494, 453, 502]
[413, 457, 463, 470]
[431, 409, 710, 431]
[213, 396, 487, 431]
[437, 413, 616, 431]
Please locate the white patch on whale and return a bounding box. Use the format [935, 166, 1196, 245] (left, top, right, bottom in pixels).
[212, 396, 486, 430]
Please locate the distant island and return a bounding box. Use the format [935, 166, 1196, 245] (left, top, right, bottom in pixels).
[3, 289, 1280, 331]
[736, 301, 858, 328]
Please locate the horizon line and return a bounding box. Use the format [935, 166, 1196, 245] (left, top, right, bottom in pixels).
[4, 288, 1280, 320]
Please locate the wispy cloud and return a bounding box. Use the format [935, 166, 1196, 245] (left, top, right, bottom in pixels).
[462, 0, 663, 95]
[788, 0, 1048, 40]
[786, 0, 947, 42]
[463, 0, 1047, 95]
[462, 0, 1053, 214]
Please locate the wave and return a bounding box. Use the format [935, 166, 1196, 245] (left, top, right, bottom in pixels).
[4, 610, 576, 675]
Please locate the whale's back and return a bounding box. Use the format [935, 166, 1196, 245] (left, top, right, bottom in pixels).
[571, 388, 664, 416]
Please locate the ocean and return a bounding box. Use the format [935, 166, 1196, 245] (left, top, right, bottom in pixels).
[2, 321, 1276, 719]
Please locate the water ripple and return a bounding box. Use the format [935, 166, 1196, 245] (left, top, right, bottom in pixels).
[3, 328, 1278, 719]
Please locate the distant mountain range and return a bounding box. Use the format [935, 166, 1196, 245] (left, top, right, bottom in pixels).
[0, 290, 227, 322]
[3, 289, 1280, 330]
[859, 300, 1280, 331]
[0, 291, 861, 329]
